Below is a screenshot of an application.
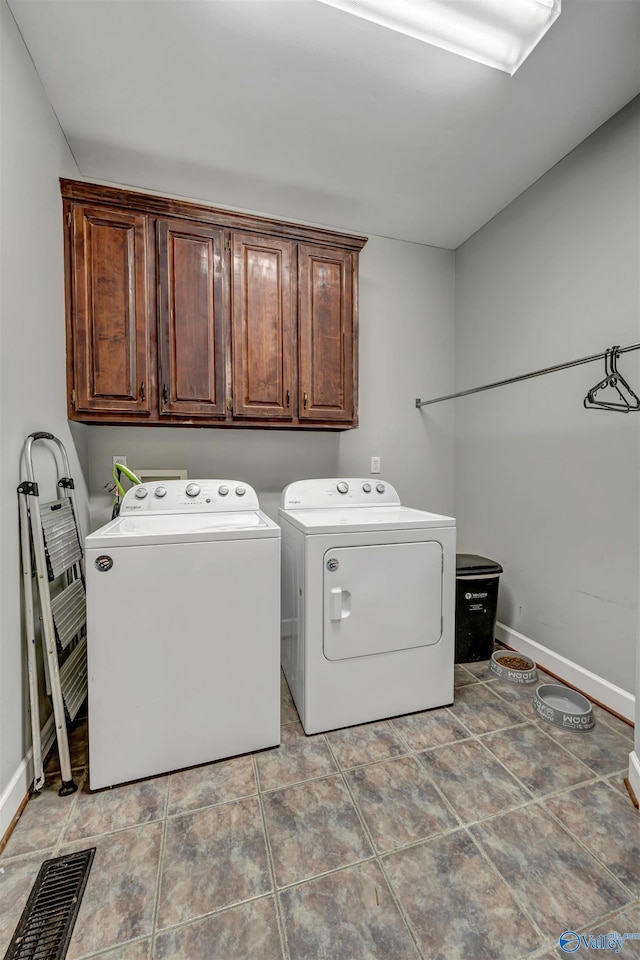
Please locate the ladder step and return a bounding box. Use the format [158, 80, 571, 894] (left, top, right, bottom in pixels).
[41, 500, 83, 581]
[51, 579, 86, 653]
[59, 636, 87, 723]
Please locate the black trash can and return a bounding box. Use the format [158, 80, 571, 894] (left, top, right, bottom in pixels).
[455, 554, 503, 663]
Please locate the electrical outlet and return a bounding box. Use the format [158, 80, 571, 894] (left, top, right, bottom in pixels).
[370, 456, 381, 474]
[112, 455, 127, 470]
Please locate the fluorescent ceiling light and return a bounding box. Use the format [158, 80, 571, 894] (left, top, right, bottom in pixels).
[317, 0, 561, 75]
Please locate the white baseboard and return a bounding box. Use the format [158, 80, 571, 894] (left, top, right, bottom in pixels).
[0, 716, 56, 842]
[628, 751, 640, 806]
[495, 622, 635, 723]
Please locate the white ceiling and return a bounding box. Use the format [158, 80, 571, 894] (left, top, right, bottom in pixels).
[8, 0, 640, 248]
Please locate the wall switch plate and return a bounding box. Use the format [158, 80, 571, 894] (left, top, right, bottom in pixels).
[112, 455, 127, 469]
[370, 456, 381, 474]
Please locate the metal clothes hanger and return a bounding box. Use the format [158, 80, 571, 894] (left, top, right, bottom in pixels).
[583, 345, 640, 413]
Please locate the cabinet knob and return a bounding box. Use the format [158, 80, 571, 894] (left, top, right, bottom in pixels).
[303, 392, 308, 409]
[162, 383, 168, 403]
[140, 381, 145, 401]
[286, 390, 290, 407]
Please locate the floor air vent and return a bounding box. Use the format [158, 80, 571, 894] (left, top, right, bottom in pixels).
[3, 848, 95, 960]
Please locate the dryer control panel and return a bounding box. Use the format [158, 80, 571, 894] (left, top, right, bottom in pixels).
[120, 480, 260, 514]
[281, 478, 400, 510]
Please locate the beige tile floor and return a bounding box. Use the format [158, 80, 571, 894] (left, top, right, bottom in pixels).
[0, 661, 638, 960]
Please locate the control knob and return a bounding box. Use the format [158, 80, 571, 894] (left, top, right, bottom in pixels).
[154, 485, 167, 498]
[134, 486, 148, 499]
[218, 485, 229, 496]
[376, 483, 386, 494]
[337, 481, 349, 494]
[235, 486, 246, 496]
[185, 483, 201, 498]
[362, 483, 371, 493]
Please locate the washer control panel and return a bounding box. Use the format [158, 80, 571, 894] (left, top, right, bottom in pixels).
[281, 478, 400, 509]
[120, 480, 260, 514]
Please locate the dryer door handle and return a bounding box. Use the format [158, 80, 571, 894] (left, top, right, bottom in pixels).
[329, 587, 351, 621]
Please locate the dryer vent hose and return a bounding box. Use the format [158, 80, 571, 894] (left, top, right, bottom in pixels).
[111, 463, 141, 518]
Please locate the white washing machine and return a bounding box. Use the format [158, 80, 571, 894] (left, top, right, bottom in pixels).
[279, 478, 456, 734]
[85, 479, 280, 789]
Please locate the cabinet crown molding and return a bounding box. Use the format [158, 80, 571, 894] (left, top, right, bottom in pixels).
[60, 179, 368, 252]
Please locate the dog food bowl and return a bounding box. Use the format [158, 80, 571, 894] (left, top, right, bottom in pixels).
[533, 684, 595, 731]
[490, 651, 538, 685]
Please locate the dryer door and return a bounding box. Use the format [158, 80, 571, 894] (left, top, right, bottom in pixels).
[323, 541, 442, 661]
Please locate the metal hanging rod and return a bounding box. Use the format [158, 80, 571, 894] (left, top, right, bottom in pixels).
[415, 341, 640, 408]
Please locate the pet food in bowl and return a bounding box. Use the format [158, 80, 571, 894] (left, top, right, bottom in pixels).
[490, 651, 538, 685]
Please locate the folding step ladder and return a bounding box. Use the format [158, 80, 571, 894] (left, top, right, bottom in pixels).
[18, 432, 88, 796]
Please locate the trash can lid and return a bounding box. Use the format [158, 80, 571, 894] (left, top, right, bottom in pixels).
[456, 553, 503, 576]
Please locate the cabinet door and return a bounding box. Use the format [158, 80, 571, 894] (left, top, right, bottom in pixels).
[70, 205, 151, 415]
[298, 244, 356, 423]
[157, 220, 227, 418]
[231, 233, 294, 420]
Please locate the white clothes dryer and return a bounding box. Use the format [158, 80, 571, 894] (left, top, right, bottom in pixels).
[279, 478, 456, 734]
[85, 479, 280, 789]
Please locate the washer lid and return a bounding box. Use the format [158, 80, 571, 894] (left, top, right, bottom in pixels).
[279, 504, 455, 534]
[86, 510, 280, 548]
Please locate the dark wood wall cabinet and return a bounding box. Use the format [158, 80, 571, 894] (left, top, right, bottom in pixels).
[62, 179, 366, 429]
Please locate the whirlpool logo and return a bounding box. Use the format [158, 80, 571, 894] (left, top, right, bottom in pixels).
[559, 930, 640, 953]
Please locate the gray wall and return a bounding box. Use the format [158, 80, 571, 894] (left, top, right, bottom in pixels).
[86, 237, 455, 527]
[338, 236, 455, 515]
[87, 427, 340, 527]
[454, 98, 640, 693]
[1, 0, 83, 815]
